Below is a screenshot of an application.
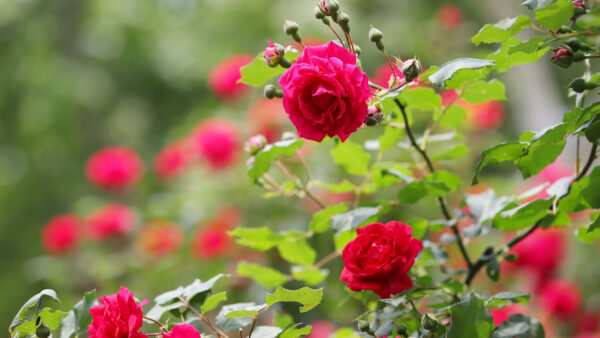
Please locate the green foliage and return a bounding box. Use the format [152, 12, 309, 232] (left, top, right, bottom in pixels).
[461, 79, 507, 103]
[472, 14, 532, 46]
[201, 291, 227, 314]
[11, 289, 61, 331]
[279, 324, 313, 338]
[331, 141, 371, 175]
[398, 87, 441, 111]
[277, 238, 317, 266]
[534, 0, 574, 31]
[239, 50, 300, 87]
[236, 262, 288, 288]
[394, 171, 462, 203]
[331, 206, 382, 233]
[216, 303, 259, 331]
[448, 292, 494, 338]
[58, 290, 97, 338]
[14, 308, 67, 337]
[428, 58, 495, 88]
[485, 292, 531, 308]
[248, 138, 305, 182]
[493, 199, 553, 231]
[266, 287, 323, 313]
[493, 314, 545, 338]
[309, 203, 349, 233]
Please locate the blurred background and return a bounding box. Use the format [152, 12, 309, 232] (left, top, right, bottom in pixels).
[1, 0, 598, 335]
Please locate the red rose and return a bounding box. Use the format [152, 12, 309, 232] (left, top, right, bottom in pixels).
[539, 279, 582, 321]
[191, 206, 240, 259]
[437, 4, 464, 30]
[279, 41, 370, 142]
[88, 287, 148, 338]
[208, 55, 253, 100]
[154, 140, 192, 181]
[162, 324, 201, 338]
[190, 119, 240, 169]
[86, 203, 136, 240]
[510, 228, 565, 281]
[490, 304, 527, 326]
[136, 220, 183, 257]
[41, 214, 80, 254]
[86, 146, 144, 191]
[340, 221, 423, 298]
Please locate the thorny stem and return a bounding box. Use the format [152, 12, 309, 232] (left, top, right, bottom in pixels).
[178, 296, 228, 338]
[382, 49, 399, 83]
[394, 99, 474, 269]
[465, 142, 598, 286]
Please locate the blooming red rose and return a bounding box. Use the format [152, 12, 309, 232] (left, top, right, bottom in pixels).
[538, 279, 582, 321]
[162, 324, 201, 338]
[41, 214, 80, 254]
[86, 203, 136, 240]
[136, 220, 183, 257]
[86, 146, 144, 191]
[341, 221, 423, 298]
[154, 140, 192, 181]
[189, 119, 240, 169]
[279, 41, 370, 142]
[208, 55, 253, 100]
[437, 4, 464, 30]
[88, 286, 148, 338]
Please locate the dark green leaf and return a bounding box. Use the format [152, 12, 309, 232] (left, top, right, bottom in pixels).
[473, 142, 528, 184]
[493, 199, 552, 231]
[397, 171, 462, 203]
[493, 314, 545, 338]
[486, 257, 501, 282]
[448, 292, 494, 338]
[485, 292, 531, 308]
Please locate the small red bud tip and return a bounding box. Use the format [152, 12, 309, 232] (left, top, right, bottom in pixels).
[573, 1, 585, 9]
[263, 41, 281, 67]
[551, 48, 573, 68]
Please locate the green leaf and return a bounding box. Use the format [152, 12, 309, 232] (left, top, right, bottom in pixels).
[399, 87, 441, 111]
[58, 290, 97, 338]
[493, 314, 545, 338]
[379, 125, 405, 152]
[432, 144, 469, 160]
[331, 141, 371, 175]
[225, 303, 267, 318]
[429, 58, 495, 88]
[472, 14, 532, 46]
[239, 51, 300, 87]
[216, 303, 259, 331]
[333, 328, 362, 338]
[321, 180, 356, 193]
[229, 227, 286, 251]
[486, 257, 501, 282]
[248, 138, 304, 182]
[15, 308, 67, 336]
[11, 289, 61, 330]
[309, 203, 349, 233]
[535, 0, 574, 31]
[280, 324, 313, 338]
[201, 291, 227, 314]
[587, 213, 600, 233]
[465, 189, 514, 225]
[485, 292, 531, 308]
[291, 266, 329, 285]
[493, 199, 553, 231]
[397, 171, 462, 203]
[578, 6, 600, 28]
[522, 0, 556, 11]
[251, 326, 283, 338]
[335, 229, 357, 251]
[581, 167, 600, 208]
[473, 142, 528, 184]
[408, 218, 429, 239]
[515, 123, 568, 179]
[237, 262, 287, 288]
[448, 292, 494, 338]
[489, 37, 549, 72]
[331, 206, 381, 233]
[583, 114, 600, 143]
[462, 79, 507, 103]
[438, 106, 467, 128]
[277, 238, 316, 266]
[265, 287, 323, 313]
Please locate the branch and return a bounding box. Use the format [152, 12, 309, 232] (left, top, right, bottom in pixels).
[465, 142, 598, 285]
[394, 99, 473, 269]
[178, 296, 229, 338]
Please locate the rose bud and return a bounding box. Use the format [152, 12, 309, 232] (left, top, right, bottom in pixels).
[36, 323, 51, 338]
[319, 0, 339, 16]
[551, 48, 573, 68]
[264, 84, 283, 99]
[421, 314, 439, 331]
[568, 78, 598, 93]
[244, 135, 267, 155]
[365, 106, 383, 126]
[314, 6, 325, 19]
[263, 41, 283, 67]
[369, 26, 383, 42]
[283, 20, 299, 36]
[573, 1, 587, 16]
[402, 59, 422, 83]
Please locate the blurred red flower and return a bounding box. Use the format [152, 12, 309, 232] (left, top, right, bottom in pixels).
[154, 140, 192, 181]
[41, 214, 80, 254]
[137, 220, 183, 257]
[247, 98, 288, 143]
[189, 119, 240, 169]
[490, 304, 527, 326]
[86, 146, 144, 191]
[441, 90, 505, 130]
[509, 228, 565, 282]
[192, 206, 240, 259]
[88, 286, 148, 338]
[437, 4, 464, 30]
[162, 324, 201, 338]
[86, 203, 136, 240]
[538, 279, 582, 321]
[307, 320, 336, 338]
[208, 55, 253, 100]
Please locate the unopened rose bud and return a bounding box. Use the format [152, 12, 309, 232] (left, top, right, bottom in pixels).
[402, 59, 422, 83]
[573, 51, 586, 62]
[314, 6, 325, 19]
[551, 48, 573, 68]
[36, 323, 51, 338]
[557, 26, 573, 34]
[264, 84, 283, 99]
[353, 44, 361, 56]
[573, 1, 586, 16]
[284, 20, 299, 35]
[365, 106, 384, 126]
[369, 27, 383, 42]
[336, 11, 350, 26]
[244, 135, 267, 155]
[396, 323, 408, 335]
[263, 41, 283, 67]
[564, 38, 583, 52]
[357, 319, 370, 332]
[319, 0, 339, 16]
[569, 78, 598, 93]
[421, 314, 438, 331]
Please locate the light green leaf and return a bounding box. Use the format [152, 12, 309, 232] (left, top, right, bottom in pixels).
[309, 203, 349, 233]
[432, 144, 469, 160]
[201, 291, 227, 314]
[331, 141, 371, 175]
[277, 238, 316, 266]
[237, 262, 287, 288]
[239, 51, 300, 87]
[265, 287, 323, 313]
[429, 58, 495, 88]
[514, 123, 568, 179]
[535, 0, 574, 31]
[216, 303, 259, 331]
[485, 292, 531, 308]
[489, 37, 549, 72]
[462, 79, 507, 103]
[493, 199, 553, 231]
[439, 106, 467, 128]
[248, 138, 304, 182]
[11, 289, 61, 330]
[448, 292, 494, 338]
[399, 87, 441, 111]
[15, 308, 68, 336]
[331, 206, 381, 233]
[472, 14, 532, 46]
[280, 324, 313, 338]
[291, 266, 329, 286]
[379, 125, 405, 152]
[229, 227, 286, 251]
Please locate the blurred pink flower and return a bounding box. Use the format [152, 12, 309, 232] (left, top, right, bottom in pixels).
[162, 324, 201, 338]
[509, 228, 565, 282]
[538, 279, 582, 321]
[190, 119, 240, 169]
[154, 140, 192, 181]
[86, 203, 136, 240]
[437, 4, 464, 30]
[41, 214, 80, 254]
[490, 304, 527, 326]
[192, 206, 240, 259]
[307, 320, 336, 338]
[208, 55, 253, 100]
[137, 220, 183, 258]
[441, 90, 505, 130]
[86, 146, 144, 191]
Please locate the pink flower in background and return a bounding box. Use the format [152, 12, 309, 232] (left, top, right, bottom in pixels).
[154, 140, 192, 181]
[279, 41, 370, 142]
[192, 206, 240, 259]
[136, 220, 183, 257]
[307, 320, 336, 338]
[190, 119, 240, 169]
[88, 287, 148, 338]
[539, 279, 582, 321]
[86, 203, 136, 240]
[509, 228, 565, 281]
[208, 55, 253, 100]
[86, 146, 144, 191]
[490, 304, 527, 326]
[162, 324, 201, 338]
[437, 4, 464, 30]
[247, 98, 288, 143]
[441, 90, 505, 130]
[341, 221, 423, 298]
[372, 64, 405, 89]
[41, 214, 80, 254]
